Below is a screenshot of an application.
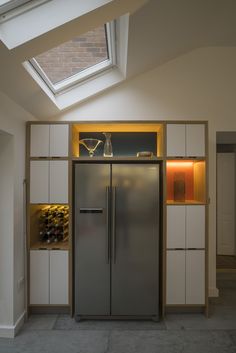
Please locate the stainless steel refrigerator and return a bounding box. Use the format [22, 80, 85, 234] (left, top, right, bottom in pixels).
[74, 162, 160, 320]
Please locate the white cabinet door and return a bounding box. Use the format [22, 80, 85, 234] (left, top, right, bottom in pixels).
[30, 161, 68, 203]
[167, 206, 185, 249]
[186, 124, 205, 157]
[167, 123, 205, 157]
[50, 125, 69, 157]
[49, 161, 68, 203]
[30, 250, 49, 304]
[30, 125, 50, 157]
[186, 250, 205, 304]
[186, 206, 205, 249]
[166, 124, 186, 157]
[30, 161, 49, 203]
[50, 251, 69, 305]
[166, 250, 185, 304]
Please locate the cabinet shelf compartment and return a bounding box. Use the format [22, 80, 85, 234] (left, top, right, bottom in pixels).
[29, 204, 69, 250]
[166, 160, 206, 204]
[72, 123, 164, 158]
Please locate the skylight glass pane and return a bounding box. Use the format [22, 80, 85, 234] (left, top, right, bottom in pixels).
[34, 25, 109, 85]
[0, 0, 12, 5]
[0, 0, 49, 16]
[0, 0, 31, 8]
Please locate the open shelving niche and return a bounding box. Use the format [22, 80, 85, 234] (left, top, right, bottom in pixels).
[71, 123, 164, 158]
[29, 204, 70, 250]
[166, 159, 206, 205]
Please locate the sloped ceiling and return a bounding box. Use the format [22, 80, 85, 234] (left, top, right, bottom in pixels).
[127, 0, 236, 77]
[0, 0, 236, 120]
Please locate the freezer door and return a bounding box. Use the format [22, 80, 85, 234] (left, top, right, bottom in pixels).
[74, 163, 110, 316]
[111, 164, 160, 316]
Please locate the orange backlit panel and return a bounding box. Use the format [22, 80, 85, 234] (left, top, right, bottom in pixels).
[167, 161, 194, 201]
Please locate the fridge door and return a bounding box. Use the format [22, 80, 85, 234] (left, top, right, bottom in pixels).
[74, 163, 111, 317]
[111, 164, 160, 316]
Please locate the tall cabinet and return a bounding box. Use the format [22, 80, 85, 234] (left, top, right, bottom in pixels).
[165, 122, 208, 313]
[27, 123, 70, 312]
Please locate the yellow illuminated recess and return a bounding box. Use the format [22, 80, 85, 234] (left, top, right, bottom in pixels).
[72, 123, 164, 158]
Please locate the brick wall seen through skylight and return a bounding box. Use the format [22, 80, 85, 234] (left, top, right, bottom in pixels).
[34, 25, 108, 84]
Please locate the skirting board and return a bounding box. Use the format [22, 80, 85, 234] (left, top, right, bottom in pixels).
[209, 286, 219, 297]
[0, 311, 26, 338]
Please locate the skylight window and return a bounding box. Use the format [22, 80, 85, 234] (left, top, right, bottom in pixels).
[29, 22, 116, 94]
[22, 15, 128, 110]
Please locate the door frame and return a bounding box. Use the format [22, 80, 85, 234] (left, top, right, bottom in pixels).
[216, 152, 236, 256]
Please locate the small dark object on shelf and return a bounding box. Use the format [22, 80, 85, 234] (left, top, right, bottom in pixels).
[136, 151, 153, 157]
[174, 172, 185, 202]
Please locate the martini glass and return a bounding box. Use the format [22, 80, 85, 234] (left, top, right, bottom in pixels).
[79, 138, 103, 157]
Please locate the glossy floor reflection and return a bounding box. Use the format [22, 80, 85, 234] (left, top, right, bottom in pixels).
[0, 272, 236, 353]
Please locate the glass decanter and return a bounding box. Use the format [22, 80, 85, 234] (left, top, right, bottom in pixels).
[103, 132, 113, 157]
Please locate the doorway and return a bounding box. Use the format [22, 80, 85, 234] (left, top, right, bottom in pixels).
[216, 132, 236, 271]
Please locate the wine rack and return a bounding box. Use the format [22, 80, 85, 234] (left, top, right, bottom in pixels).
[39, 205, 69, 244]
[29, 204, 69, 250]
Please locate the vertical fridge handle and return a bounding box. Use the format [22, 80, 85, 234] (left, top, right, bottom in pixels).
[112, 186, 116, 264]
[106, 186, 110, 264]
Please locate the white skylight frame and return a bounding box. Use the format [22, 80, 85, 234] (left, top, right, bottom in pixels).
[22, 13, 129, 110]
[28, 21, 116, 96]
[0, 0, 51, 22]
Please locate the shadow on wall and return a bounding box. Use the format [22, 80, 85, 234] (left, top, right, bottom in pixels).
[0, 130, 14, 328]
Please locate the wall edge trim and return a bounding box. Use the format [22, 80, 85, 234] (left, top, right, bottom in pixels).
[0, 310, 26, 338]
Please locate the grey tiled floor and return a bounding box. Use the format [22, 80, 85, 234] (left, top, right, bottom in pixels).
[1, 272, 236, 353]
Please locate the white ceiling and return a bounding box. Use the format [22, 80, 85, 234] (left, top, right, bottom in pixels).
[0, 0, 236, 120]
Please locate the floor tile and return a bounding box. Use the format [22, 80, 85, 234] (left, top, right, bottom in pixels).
[0, 330, 109, 353]
[108, 330, 184, 353]
[54, 315, 166, 330]
[107, 330, 234, 353]
[228, 331, 236, 346]
[181, 343, 236, 353]
[165, 311, 236, 330]
[1, 271, 236, 353]
[22, 314, 58, 330]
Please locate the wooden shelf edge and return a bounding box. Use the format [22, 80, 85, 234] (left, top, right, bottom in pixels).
[166, 201, 207, 205]
[30, 242, 69, 251]
[166, 157, 206, 161]
[72, 156, 164, 161]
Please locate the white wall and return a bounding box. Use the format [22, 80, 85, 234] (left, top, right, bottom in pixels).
[0, 91, 35, 337]
[55, 46, 236, 297]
